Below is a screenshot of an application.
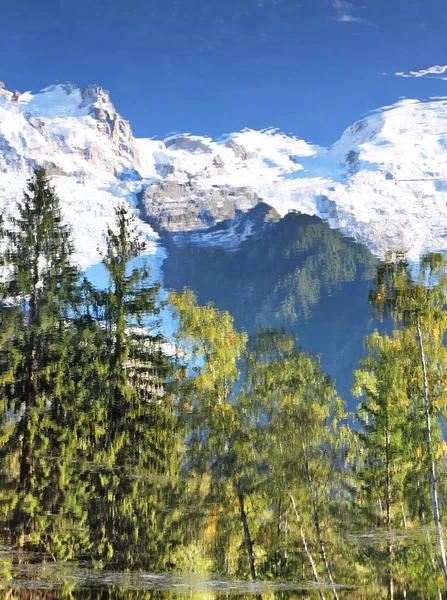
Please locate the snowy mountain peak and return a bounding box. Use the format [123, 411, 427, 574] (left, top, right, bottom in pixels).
[1, 82, 447, 267]
[0, 82, 115, 120]
[0, 81, 135, 158]
[0, 81, 20, 106]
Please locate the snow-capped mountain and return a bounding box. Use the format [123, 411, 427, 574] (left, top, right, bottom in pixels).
[1, 80, 447, 267]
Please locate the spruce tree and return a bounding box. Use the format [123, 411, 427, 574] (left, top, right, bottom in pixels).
[0, 168, 82, 557]
[86, 205, 178, 569]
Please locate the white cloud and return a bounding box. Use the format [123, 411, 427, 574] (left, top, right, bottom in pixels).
[336, 14, 364, 22]
[331, 0, 367, 24]
[396, 65, 447, 78]
[331, 0, 353, 8]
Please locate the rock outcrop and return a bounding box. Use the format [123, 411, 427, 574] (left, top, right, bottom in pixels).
[138, 181, 261, 233]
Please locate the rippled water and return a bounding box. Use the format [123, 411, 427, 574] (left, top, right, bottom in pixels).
[2, 210, 447, 599]
[1, 526, 443, 597]
[162, 211, 380, 405]
[1, 556, 352, 595]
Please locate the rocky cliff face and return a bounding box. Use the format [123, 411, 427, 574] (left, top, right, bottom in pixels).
[0, 82, 139, 172]
[1, 81, 447, 267]
[138, 181, 260, 232]
[80, 85, 138, 160]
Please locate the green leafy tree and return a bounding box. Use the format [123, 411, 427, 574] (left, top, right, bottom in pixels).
[352, 329, 419, 595]
[170, 290, 265, 580]
[244, 330, 348, 600]
[370, 252, 447, 589]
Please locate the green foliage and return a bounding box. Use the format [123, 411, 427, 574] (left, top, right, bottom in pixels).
[0, 168, 84, 557]
[354, 252, 447, 591]
[0, 180, 178, 569]
[83, 205, 179, 570]
[3, 172, 447, 596]
[170, 290, 255, 576]
[243, 330, 349, 584]
[353, 329, 415, 525]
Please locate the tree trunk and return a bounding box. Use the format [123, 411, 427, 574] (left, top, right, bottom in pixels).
[274, 499, 282, 577]
[400, 503, 408, 530]
[385, 410, 394, 599]
[386, 430, 392, 529]
[237, 488, 258, 581]
[388, 571, 394, 600]
[417, 317, 447, 589]
[15, 242, 40, 541]
[303, 451, 339, 600]
[18, 409, 32, 491]
[312, 499, 338, 600]
[19, 241, 39, 490]
[287, 487, 326, 600]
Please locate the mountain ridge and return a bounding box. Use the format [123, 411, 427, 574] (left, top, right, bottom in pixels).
[1, 81, 447, 267]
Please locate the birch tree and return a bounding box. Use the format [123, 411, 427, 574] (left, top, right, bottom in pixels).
[370, 252, 447, 589]
[170, 290, 264, 580]
[244, 330, 347, 599]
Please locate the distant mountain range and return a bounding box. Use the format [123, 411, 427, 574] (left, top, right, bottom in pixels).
[1, 81, 447, 267]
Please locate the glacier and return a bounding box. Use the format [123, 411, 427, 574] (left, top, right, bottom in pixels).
[1, 80, 447, 266]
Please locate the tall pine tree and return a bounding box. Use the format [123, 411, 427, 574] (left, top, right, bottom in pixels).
[0, 168, 81, 558]
[86, 205, 178, 570]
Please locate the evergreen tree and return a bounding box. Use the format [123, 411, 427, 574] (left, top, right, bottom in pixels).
[0, 168, 82, 558]
[86, 205, 178, 570]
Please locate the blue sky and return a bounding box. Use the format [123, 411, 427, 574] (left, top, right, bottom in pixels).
[1, 0, 447, 145]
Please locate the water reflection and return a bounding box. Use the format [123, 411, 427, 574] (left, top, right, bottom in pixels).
[0, 549, 440, 598]
[2, 196, 447, 598]
[162, 207, 379, 403]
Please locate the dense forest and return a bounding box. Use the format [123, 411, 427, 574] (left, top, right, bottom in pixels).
[2, 169, 447, 598]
